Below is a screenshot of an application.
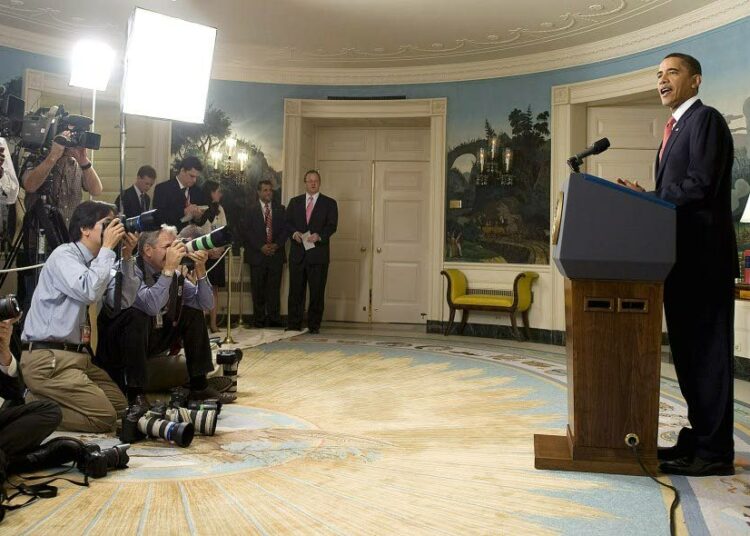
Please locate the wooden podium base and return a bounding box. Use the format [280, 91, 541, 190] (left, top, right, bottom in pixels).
[534, 433, 658, 476]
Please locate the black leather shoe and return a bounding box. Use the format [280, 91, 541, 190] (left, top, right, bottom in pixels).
[285, 325, 302, 332]
[657, 444, 693, 462]
[660, 456, 734, 477]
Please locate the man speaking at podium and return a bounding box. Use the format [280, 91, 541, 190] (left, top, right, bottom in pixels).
[619, 53, 736, 476]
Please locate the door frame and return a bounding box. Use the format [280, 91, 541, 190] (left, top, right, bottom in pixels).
[550, 65, 658, 332]
[282, 98, 447, 322]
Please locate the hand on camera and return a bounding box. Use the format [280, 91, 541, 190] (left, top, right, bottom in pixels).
[121, 232, 139, 260]
[186, 250, 208, 278]
[47, 135, 67, 162]
[102, 218, 126, 250]
[68, 146, 90, 167]
[165, 240, 187, 272]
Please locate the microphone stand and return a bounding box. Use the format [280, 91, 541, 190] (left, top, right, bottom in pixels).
[113, 110, 127, 314]
[567, 156, 582, 173]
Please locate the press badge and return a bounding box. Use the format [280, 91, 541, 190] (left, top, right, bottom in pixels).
[155, 313, 163, 329]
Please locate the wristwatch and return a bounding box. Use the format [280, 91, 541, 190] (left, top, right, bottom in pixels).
[161, 269, 174, 277]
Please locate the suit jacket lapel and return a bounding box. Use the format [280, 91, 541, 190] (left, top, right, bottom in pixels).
[656, 99, 702, 189]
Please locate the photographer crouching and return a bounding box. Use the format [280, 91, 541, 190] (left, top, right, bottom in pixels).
[96, 225, 236, 407]
[19, 201, 136, 433]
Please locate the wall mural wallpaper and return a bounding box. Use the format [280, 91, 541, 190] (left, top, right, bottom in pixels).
[446, 109, 550, 264]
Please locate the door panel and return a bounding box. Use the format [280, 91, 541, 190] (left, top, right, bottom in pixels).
[317, 159, 372, 322]
[372, 161, 430, 323]
[375, 128, 430, 161]
[316, 128, 375, 161]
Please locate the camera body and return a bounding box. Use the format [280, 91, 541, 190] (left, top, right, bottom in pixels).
[0, 294, 21, 322]
[79, 443, 130, 478]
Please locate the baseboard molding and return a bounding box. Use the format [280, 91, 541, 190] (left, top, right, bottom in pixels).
[425, 321, 750, 381]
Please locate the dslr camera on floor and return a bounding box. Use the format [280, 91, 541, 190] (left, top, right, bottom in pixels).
[120, 402, 195, 447]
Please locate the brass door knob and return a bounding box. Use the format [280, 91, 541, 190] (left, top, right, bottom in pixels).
[360, 247, 367, 252]
[376, 247, 382, 253]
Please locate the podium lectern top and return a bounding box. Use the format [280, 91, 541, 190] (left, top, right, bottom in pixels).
[552, 173, 676, 281]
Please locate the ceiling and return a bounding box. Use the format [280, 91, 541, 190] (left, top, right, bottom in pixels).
[0, 0, 745, 84]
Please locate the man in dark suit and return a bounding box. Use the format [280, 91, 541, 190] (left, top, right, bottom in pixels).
[247, 180, 287, 328]
[153, 156, 207, 230]
[115, 165, 156, 219]
[286, 170, 338, 334]
[619, 53, 737, 476]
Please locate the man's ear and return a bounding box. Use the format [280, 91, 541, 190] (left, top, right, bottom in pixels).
[692, 74, 702, 90]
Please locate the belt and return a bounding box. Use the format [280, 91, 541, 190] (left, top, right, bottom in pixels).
[23, 341, 92, 355]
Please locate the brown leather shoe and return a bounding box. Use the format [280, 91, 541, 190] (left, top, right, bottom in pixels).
[660, 456, 734, 477]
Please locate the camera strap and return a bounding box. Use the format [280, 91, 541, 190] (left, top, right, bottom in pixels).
[3, 465, 89, 511]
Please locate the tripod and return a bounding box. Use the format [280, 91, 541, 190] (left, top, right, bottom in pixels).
[0, 195, 69, 305]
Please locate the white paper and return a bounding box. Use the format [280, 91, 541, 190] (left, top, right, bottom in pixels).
[301, 231, 315, 251]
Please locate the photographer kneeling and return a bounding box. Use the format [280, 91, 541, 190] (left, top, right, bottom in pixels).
[97, 226, 235, 406]
[20, 201, 135, 433]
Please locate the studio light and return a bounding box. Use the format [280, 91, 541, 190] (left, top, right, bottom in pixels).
[69, 39, 115, 91]
[121, 8, 217, 123]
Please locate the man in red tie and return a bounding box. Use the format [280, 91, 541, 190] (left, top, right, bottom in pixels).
[285, 170, 338, 334]
[246, 180, 287, 328]
[620, 53, 737, 476]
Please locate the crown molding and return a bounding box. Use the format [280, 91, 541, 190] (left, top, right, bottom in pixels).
[212, 0, 750, 85]
[1, 0, 748, 87]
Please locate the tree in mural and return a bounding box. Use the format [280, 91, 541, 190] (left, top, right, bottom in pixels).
[170, 103, 282, 251]
[445, 106, 551, 264]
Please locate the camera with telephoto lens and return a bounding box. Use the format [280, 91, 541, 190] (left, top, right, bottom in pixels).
[117, 208, 163, 233]
[120, 402, 194, 448]
[165, 406, 217, 436]
[78, 443, 131, 478]
[216, 349, 243, 394]
[0, 294, 21, 321]
[179, 225, 232, 269]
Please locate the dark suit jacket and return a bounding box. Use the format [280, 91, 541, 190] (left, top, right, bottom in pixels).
[247, 201, 288, 266]
[115, 185, 149, 219]
[655, 99, 738, 287]
[286, 193, 338, 264]
[153, 178, 206, 230]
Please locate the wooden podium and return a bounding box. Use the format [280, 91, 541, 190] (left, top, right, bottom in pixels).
[534, 173, 675, 475]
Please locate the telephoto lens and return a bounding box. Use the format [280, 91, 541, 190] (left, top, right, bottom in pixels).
[138, 410, 195, 448]
[187, 398, 222, 416]
[0, 294, 21, 321]
[216, 349, 243, 394]
[165, 407, 217, 436]
[184, 226, 232, 253]
[120, 209, 162, 233]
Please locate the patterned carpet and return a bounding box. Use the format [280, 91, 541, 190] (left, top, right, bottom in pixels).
[3, 330, 749, 535]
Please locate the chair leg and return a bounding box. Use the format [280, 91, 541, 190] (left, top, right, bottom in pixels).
[522, 311, 531, 340]
[459, 309, 469, 335]
[509, 312, 521, 340]
[445, 307, 456, 335]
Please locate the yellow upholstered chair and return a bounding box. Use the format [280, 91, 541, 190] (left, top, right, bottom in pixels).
[440, 269, 539, 340]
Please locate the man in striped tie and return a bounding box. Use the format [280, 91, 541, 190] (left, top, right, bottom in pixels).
[247, 180, 287, 328]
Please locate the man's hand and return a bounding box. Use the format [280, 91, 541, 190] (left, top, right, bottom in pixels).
[67, 146, 90, 167]
[183, 204, 206, 219]
[261, 244, 277, 256]
[307, 233, 320, 243]
[616, 178, 645, 192]
[101, 218, 126, 250]
[292, 231, 303, 243]
[121, 232, 139, 260]
[187, 250, 209, 278]
[0, 318, 16, 366]
[165, 240, 187, 272]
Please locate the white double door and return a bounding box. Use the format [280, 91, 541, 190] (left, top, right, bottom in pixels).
[317, 128, 431, 323]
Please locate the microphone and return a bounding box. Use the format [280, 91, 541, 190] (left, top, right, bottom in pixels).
[567, 137, 610, 172]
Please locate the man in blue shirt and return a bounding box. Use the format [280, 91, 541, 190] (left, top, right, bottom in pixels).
[19, 201, 137, 433]
[96, 225, 234, 405]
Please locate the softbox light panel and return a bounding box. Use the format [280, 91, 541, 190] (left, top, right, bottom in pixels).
[121, 8, 216, 123]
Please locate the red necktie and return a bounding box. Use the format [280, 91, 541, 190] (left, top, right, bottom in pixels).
[659, 117, 676, 162]
[264, 203, 272, 244]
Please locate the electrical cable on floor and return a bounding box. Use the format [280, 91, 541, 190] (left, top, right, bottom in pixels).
[628, 441, 680, 536]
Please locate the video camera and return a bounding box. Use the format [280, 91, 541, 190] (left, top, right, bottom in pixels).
[0, 90, 24, 139]
[19, 104, 100, 152]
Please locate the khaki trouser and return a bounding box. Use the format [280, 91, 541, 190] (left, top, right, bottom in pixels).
[20, 348, 127, 433]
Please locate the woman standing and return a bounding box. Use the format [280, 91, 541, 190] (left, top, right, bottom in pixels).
[198, 180, 227, 333]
